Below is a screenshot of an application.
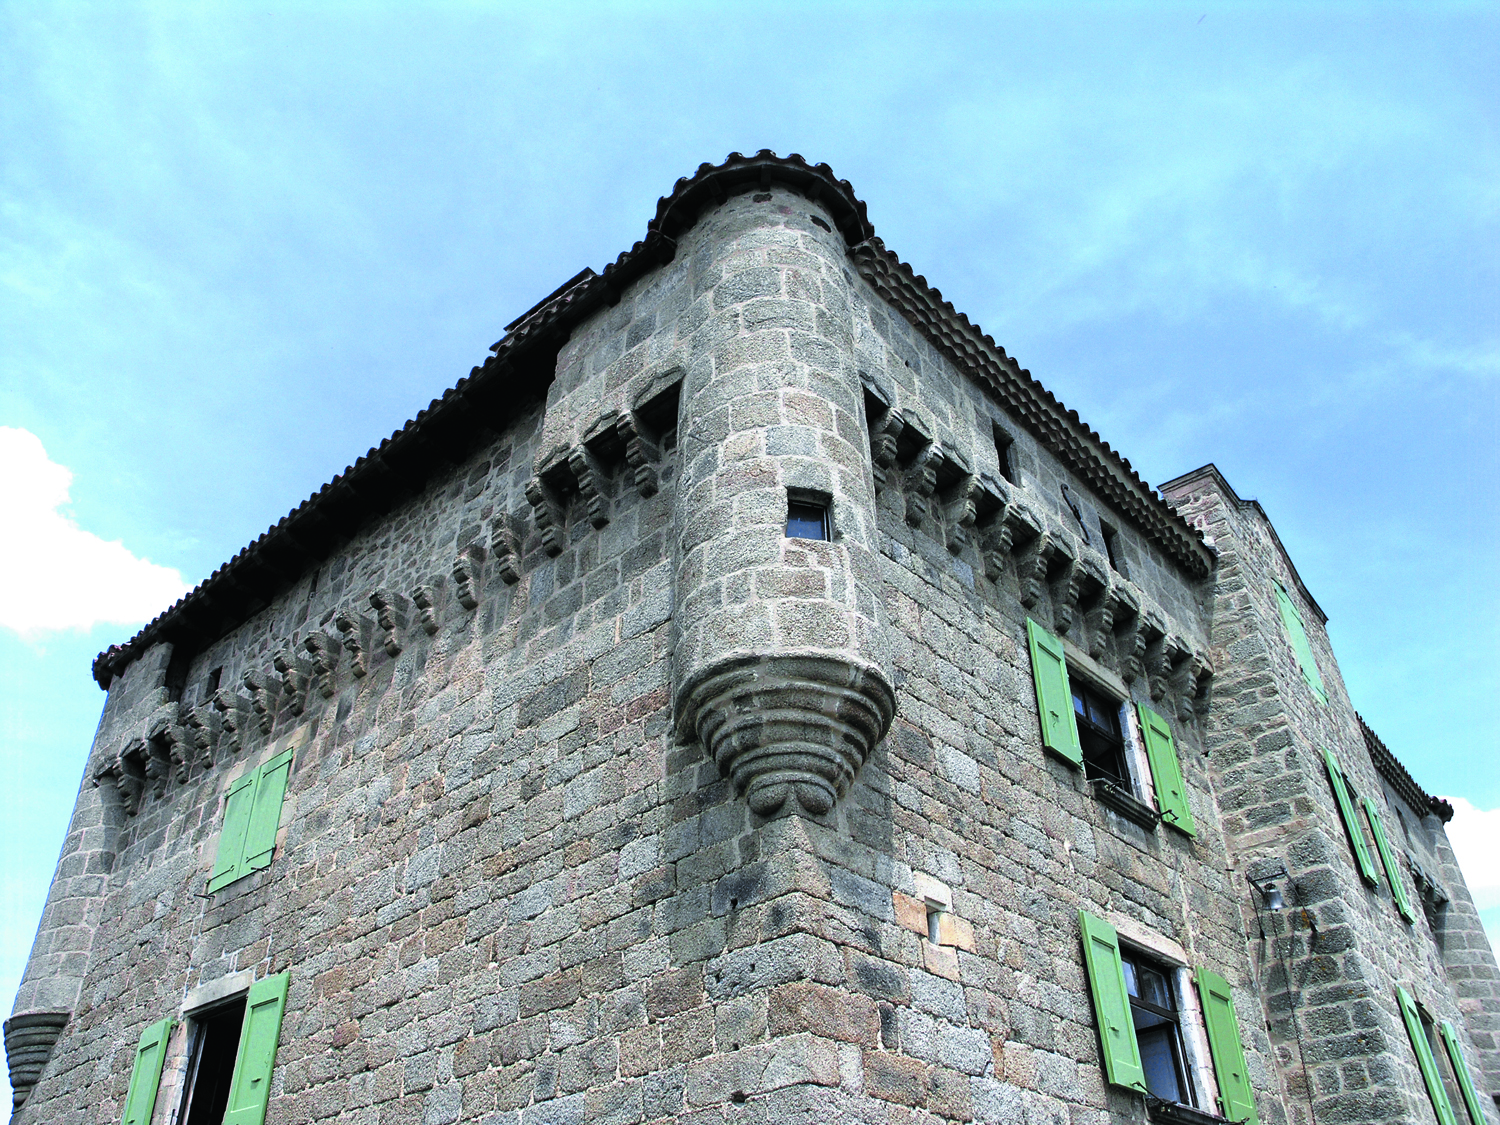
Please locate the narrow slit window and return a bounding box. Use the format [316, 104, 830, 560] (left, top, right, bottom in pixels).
[1100, 521, 1127, 576]
[992, 423, 1016, 484]
[786, 493, 830, 541]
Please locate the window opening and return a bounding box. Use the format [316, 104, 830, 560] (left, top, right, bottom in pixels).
[1419, 1003, 1467, 1119]
[1100, 520, 1126, 576]
[1121, 951, 1195, 1107]
[180, 995, 247, 1125]
[925, 903, 942, 945]
[1072, 680, 1128, 787]
[786, 493, 830, 541]
[207, 667, 223, 696]
[992, 423, 1016, 484]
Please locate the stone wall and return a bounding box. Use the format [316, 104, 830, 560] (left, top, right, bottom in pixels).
[1162, 465, 1500, 1125]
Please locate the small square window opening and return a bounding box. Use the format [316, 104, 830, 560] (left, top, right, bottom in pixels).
[1121, 950, 1196, 1108]
[180, 995, 246, 1125]
[786, 494, 830, 541]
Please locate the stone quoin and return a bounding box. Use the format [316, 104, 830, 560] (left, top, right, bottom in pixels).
[8, 152, 1498, 1125]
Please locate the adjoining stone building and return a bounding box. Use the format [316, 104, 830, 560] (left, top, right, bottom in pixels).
[6, 151, 1497, 1125]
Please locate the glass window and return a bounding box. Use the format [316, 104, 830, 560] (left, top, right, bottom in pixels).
[786, 497, 830, 541]
[1122, 951, 1195, 1107]
[1071, 680, 1129, 786]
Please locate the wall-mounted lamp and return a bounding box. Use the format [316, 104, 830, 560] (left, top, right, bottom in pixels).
[1248, 860, 1291, 911]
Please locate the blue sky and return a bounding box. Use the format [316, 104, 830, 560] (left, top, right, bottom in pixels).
[2, 0, 1496, 1084]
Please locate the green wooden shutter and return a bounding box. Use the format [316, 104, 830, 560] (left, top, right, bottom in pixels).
[208, 772, 259, 893]
[1438, 1020, 1486, 1125]
[1360, 796, 1416, 922]
[1027, 618, 1082, 767]
[223, 971, 290, 1125]
[1322, 746, 1380, 888]
[1196, 969, 1259, 1125]
[1078, 909, 1146, 1093]
[1137, 703, 1196, 836]
[1274, 584, 1327, 704]
[119, 1016, 174, 1125]
[243, 748, 294, 873]
[1396, 987, 1458, 1125]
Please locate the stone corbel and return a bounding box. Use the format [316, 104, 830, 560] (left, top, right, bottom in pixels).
[525, 476, 566, 557]
[903, 442, 941, 529]
[369, 589, 409, 657]
[1015, 531, 1056, 610]
[452, 544, 485, 610]
[490, 513, 523, 585]
[1084, 580, 1120, 661]
[1058, 550, 1107, 638]
[335, 610, 373, 678]
[184, 703, 221, 770]
[212, 689, 252, 754]
[616, 411, 661, 499]
[91, 750, 141, 816]
[1140, 627, 1176, 705]
[567, 445, 612, 529]
[1045, 536, 1081, 632]
[1172, 647, 1213, 723]
[411, 585, 441, 636]
[241, 669, 278, 734]
[118, 740, 149, 815]
[273, 648, 313, 715]
[1112, 585, 1145, 682]
[867, 403, 904, 497]
[137, 732, 173, 800]
[147, 703, 192, 785]
[303, 631, 340, 698]
[942, 475, 981, 554]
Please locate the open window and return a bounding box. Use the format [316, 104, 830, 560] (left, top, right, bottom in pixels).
[181, 996, 247, 1125]
[1027, 619, 1195, 835]
[1122, 948, 1197, 1109]
[119, 973, 290, 1125]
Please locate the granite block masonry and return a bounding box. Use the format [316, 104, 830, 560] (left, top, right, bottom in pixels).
[9, 151, 1497, 1125]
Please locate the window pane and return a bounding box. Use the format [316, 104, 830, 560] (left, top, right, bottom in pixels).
[1138, 1025, 1185, 1103]
[786, 501, 828, 540]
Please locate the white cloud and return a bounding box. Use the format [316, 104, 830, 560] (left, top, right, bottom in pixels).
[0, 427, 189, 636]
[1443, 797, 1500, 960]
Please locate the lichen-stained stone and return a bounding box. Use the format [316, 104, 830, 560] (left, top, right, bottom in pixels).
[10, 153, 1497, 1125]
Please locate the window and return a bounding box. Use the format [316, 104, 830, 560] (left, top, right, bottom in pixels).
[1073, 679, 1128, 785]
[1397, 986, 1460, 1125]
[1078, 911, 1259, 1123]
[1100, 520, 1128, 577]
[1122, 949, 1195, 1107]
[208, 748, 294, 893]
[1274, 582, 1327, 704]
[992, 422, 1016, 484]
[181, 996, 246, 1125]
[1361, 795, 1417, 922]
[785, 492, 830, 541]
[1027, 619, 1196, 835]
[120, 974, 290, 1125]
[1322, 746, 1380, 889]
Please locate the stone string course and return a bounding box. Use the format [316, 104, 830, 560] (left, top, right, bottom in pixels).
[10, 166, 1498, 1125]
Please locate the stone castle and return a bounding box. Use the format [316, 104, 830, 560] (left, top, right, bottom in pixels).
[7, 152, 1498, 1125]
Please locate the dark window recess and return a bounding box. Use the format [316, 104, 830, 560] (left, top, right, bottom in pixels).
[1420, 1002, 1467, 1115]
[992, 423, 1016, 484]
[1072, 680, 1129, 786]
[809, 214, 832, 232]
[786, 494, 830, 541]
[181, 996, 247, 1125]
[164, 645, 193, 705]
[207, 667, 223, 696]
[1100, 521, 1127, 576]
[1121, 952, 1194, 1108]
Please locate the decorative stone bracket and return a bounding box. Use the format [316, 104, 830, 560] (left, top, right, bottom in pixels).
[335, 610, 373, 678]
[452, 544, 485, 609]
[241, 669, 278, 734]
[273, 648, 313, 715]
[369, 589, 409, 657]
[213, 689, 253, 755]
[303, 631, 341, 698]
[680, 654, 896, 818]
[5, 1010, 69, 1113]
[412, 585, 442, 636]
[490, 514, 523, 585]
